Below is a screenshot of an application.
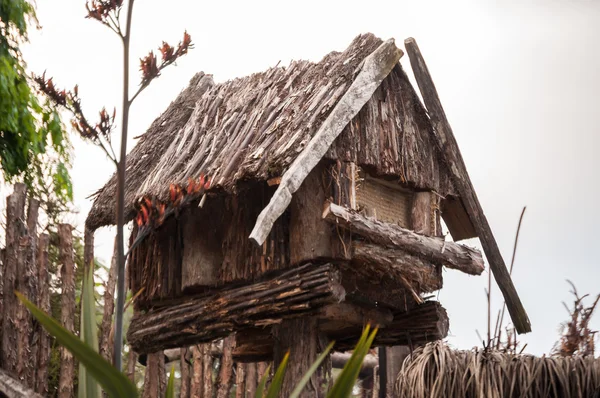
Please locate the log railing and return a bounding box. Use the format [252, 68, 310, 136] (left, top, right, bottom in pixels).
[323, 201, 484, 275]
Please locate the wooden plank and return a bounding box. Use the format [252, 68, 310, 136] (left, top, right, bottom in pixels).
[289, 164, 333, 265]
[250, 39, 404, 245]
[181, 200, 223, 290]
[404, 37, 531, 333]
[411, 191, 432, 235]
[323, 202, 484, 275]
[127, 263, 345, 353]
[441, 195, 477, 241]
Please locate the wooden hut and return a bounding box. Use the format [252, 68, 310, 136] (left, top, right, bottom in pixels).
[87, 33, 530, 392]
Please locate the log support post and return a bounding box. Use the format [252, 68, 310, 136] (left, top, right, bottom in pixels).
[58, 224, 76, 398]
[273, 317, 324, 398]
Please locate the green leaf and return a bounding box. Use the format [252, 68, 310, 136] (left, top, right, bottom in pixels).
[16, 291, 138, 398]
[327, 325, 378, 398]
[79, 268, 101, 398]
[255, 364, 271, 398]
[289, 341, 335, 398]
[265, 351, 289, 398]
[165, 365, 175, 398]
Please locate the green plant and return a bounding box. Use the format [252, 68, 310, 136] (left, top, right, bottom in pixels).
[0, 0, 73, 211]
[165, 366, 175, 398]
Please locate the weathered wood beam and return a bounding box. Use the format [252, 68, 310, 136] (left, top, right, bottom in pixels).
[250, 39, 404, 245]
[352, 241, 442, 294]
[0, 369, 44, 398]
[127, 263, 345, 353]
[323, 201, 484, 275]
[404, 37, 531, 333]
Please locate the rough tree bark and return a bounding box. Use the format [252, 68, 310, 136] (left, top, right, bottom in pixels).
[273, 317, 322, 398]
[180, 347, 191, 398]
[99, 238, 118, 363]
[245, 363, 257, 397]
[202, 344, 214, 398]
[235, 363, 245, 398]
[257, 362, 269, 386]
[127, 348, 138, 384]
[142, 352, 162, 398]
[1, 184, 26, 378]
[58, 224, 76, 398]
[35, 234, 51, 395]
[15, 235, 34, 386]
[190, 345, 203, 398]
[216, 336, 235, 398]
[158, 353, 166, 397]
[19, 198, 39, 389]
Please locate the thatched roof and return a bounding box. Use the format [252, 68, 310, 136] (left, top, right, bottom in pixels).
[396, 341, 600, 398]
[86, 33, 457, 230]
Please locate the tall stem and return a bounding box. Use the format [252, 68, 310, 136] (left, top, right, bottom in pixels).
[113, 0, 135, 371]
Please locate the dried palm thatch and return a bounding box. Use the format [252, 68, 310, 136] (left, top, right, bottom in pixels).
[553, 280, 600, 358]
[395, 341, 600, 398]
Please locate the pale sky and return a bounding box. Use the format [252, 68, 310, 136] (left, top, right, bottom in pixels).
[20, 0, 600, 356]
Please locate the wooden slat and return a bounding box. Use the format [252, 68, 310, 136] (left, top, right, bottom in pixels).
[404, 37, 531, 333]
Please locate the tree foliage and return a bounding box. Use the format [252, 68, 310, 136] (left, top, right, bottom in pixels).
[0, 0, 72, 210]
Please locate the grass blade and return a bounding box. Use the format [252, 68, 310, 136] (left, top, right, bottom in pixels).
[327, 325, 378, 398]
[16, 291, 138, 398]
[78, 269, 101, 398]
[265, 351, 289, 398]
[290, 341, 336, 398]
[165, 365, 175, 398]
[255, 364, 271, 398]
